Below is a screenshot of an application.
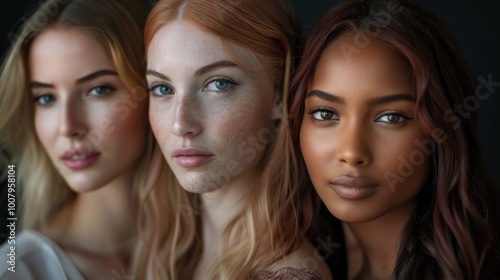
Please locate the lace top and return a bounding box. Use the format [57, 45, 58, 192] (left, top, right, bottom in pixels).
[250, 267, 323, 279]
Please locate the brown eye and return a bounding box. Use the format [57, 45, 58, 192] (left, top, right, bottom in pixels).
[310, 109, 339, 121]
[321, 111, 333, 119]
[377, 113, 410, 124]
[387, 115, 400, 122]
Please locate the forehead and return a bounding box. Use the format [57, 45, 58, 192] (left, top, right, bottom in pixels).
[147, 20, 264, 73]
[148, 21, 228, 69]
[311, 32, 412, 94]
[29, 27, 114, 79]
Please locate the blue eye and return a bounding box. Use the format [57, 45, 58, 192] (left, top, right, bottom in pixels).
[204, 78, 236, 92]
[376, 113, 411, 124]
[89, 85, 112, 96]
[34, 94, 55, 106]
[149, 84, 173, 97]
[310, 108, 339, 121]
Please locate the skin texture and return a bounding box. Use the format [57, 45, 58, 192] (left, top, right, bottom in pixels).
[147, 20, 280, 278]
[29, 27, 146, 279]
[30, 27, 147, 193]
[147, 21, 332, 280]
[147, 20, 280, 195]
[300, 32, 430, 279]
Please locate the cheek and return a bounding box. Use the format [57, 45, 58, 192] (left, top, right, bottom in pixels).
[300, 123, 329, 168]
[299, 124, 323, 182]
[218, 104, 247, 132]
[381, 134, 431, 192]
[217, 95, 273, 143]
[148, 102, 168, 140]
[94, 100, 148, 149]
[34, 110, 57, 151]
[299, 127, 312, 161]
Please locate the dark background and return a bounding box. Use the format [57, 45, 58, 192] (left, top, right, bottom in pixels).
[1, 0, 499, 243]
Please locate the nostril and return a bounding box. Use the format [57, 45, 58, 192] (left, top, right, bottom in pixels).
[70, 128, 86, 138]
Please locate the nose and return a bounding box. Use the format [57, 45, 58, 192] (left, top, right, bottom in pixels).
[336, 121, 372, 167]
[59, 97, 87, 138]
[171, 94, 202, 137]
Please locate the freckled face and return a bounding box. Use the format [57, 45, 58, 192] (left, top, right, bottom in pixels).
[30, 28, 147, 192]
[300, 32, 430, 223]
[147, 21, 279, 193]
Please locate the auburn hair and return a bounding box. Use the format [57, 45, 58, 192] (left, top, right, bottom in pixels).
[288, 0, 500, 279]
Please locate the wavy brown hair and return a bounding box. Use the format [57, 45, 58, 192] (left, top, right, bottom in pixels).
[288, 0, 500, 279]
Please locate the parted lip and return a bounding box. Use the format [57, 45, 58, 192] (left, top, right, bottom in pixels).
[172, 147, 213, 157]
[329, 175, 378, 189]
[61, 148, 100, 159]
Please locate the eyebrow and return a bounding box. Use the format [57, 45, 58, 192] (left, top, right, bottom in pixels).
[194, 60, 238, 76]
[368, 93, 415, 105]
[146, 69, 169, 81]
[305, 90, 415, 105]
[146, 60, 238, 81]
[306, 90, 345, 104]
[30, 69, 118, 89]
[30, 81, 54, 89]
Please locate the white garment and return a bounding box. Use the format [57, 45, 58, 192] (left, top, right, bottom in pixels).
[0, 231, 85, 280]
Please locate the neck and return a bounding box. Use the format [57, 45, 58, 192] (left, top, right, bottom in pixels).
[200, 173, 257, 248]
[344, 199, 417, 280]
[194, 168, 260, 278]
[42, 171, 138, 257]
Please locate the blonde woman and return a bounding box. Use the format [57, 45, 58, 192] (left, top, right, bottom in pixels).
[0, 0, 155, 279]
[135, 0, 333, 279]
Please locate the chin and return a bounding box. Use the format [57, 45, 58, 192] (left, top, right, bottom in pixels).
[324, 203, 382, 224]
[63, 176, 107, 193]
[179, 180, 223, 194]
[67, 183, 103, 193]
[333, 214, 379, 224]
[174, 171, 227, 194]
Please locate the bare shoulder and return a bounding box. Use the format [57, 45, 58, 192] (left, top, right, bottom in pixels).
[256, 240, 333, 280]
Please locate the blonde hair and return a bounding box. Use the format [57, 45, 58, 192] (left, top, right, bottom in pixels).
[135, 0, 308, 279]
[0, 0, 153, 230]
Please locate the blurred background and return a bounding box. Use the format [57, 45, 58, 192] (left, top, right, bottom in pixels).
[1, 0, 499, 242]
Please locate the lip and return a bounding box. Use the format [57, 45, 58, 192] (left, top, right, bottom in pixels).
[172, 147, 214, 168]
[329, 176, 379, 200]
[61, 149, 101, 170]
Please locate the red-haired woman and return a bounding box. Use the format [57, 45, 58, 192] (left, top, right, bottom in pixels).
[133, 0, 332, 279]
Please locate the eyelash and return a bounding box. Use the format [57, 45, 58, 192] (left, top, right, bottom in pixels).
[307, 108, 413, 125]
[32, 85, 115, 106]
[203, 76, 238, 93]
[308, 107, 339, 123]
[88, 85, 115, 97]
[376, 112, 413, 124]
[148, 76, 239, 98]
[33, 94, 55, 106]
[148, 82, 173, 98]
